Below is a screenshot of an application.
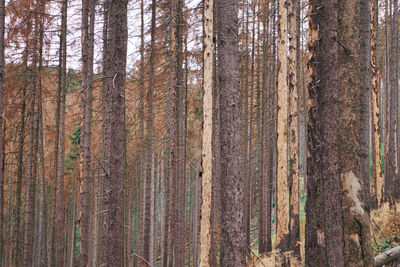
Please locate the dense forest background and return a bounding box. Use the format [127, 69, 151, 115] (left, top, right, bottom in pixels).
[0, 0, 399, 266]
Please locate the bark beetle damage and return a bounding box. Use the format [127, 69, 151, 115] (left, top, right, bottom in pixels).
[342, 171, 365, 216]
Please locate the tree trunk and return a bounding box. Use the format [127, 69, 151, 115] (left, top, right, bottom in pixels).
[200, 0, 214, 263]
[387, 0, 398, 203]
[102, 0, 128, 266]
[13, 84, 27, 266]
[23, 22, 39, 266]
[288, 0, 300, 258]
[306, 0, 344, 266]
[370, 0, 382, 206]
[0, 0, 4, 262]
[217, 0, 245, 265]
[37, 10, 47, 265]
[142, 0, 156, 265]
[55, 1, 67, 265]
[338, 0, 373, 265]
[360, 0, 371, 207]
[80, 0, 95, 265]
[276, 0, 289, 251]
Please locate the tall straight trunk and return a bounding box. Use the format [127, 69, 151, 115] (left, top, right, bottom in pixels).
[80, 0, 89, 263]
[387, 0, 398, 202]
[305, 0, 344, 266]
[258, 2, 269, 254]
[338, 0, 372, 264]
[384, 0, 390, 201]
[14, 84, 27, 266]
[142, 0, 156, 265]
[0, 0, 4, 262]
[101, 0, 127, 266]
[166, 1, 176, 264]
[200, 0, 214, 263]
[37, 10, 47, 266]
[265, 3, 275, 252]
[217, 0, 245, 265]
[55, 1, 67, 265]
[80, 0, 95, 265]
[149, 154, 156, 267]
[23, 22, 39, 266]
[210, 2, 221, 261]
[288, 0, 299, 258]
[136, 0, 145, 264]
[23, 87, 36, 267]
[360, 0, 371, 207]
[371, 0, 382, 206]
[242, 3, 250, 248]
[56, 46, 67, 267]
[276, 0, 289, 250]
[174, 0, 185, 265]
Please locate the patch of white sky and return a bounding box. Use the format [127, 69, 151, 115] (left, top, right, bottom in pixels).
[5, 0, 203, 78]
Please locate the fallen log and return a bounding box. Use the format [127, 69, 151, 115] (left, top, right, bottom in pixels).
[374, 245, 400, 267]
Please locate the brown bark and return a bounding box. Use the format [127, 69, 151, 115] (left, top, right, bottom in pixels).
[23, 19, 40, 266]
[13, 83, 27, 266]
[360, 0, 371, 207]
[79, 0, 95, 265]
[387, 0, 398, 203]
[258, 1, 270, 254]
[0, 0, 4, 262]
[288, 0, 300, 258]
[306, 0, 344, 266]
[174, 0, 185, 264]
[217, 0, 245, 265]
[136, 0, 145, 264]
[102, 0, 128, 266]
[166, 1, 177, 264]
[370, 0, 382, 206]
[338, 0, 373, 265]
[37, 10, 47, 266]
[142, 0, 156, 265]
[55, 1, 67, 265]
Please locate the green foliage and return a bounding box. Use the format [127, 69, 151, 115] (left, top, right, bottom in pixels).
[65, 125, 81, 174]
[373, 234, 397, 254]
[67, 69, 81, 93]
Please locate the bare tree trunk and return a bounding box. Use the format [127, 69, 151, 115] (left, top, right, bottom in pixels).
[387, 0, 398, 203]
[370, 0, 382, 206]
[288, 0, 300, 258]
[0, 0, 4, 262]
[55, 1, 67, 265]
[80, 0, 95, 265]
[37, 10, 47, 265]
[14, 84, 27, 266]
[276, 0, 289, 251]
[174, 0, 185, 264]
[200, 0, 214, 263]
[135, 0, 145, 264]
[217, 0, 245, 265]
[384, 0, 390, 204]
[142, 0, 156, 265]
[102, 0, 128, 266]
[166, 1, 176, 265]
[258, 1, 269, 254]
[306, 0, 344, 265]
[338, 0, 373, 264]
[360, 0, 371, 207]
[23, 22, 39, 266]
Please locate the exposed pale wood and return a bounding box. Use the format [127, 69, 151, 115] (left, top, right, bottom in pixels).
[199, 0, 213, 264]
[276, 0, 289, 250]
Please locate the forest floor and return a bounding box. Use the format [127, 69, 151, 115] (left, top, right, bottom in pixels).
[247, 203, 400, 267]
